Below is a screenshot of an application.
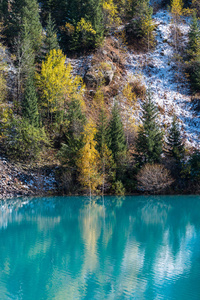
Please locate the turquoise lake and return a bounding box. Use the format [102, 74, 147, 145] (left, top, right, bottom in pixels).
[0, 196, 200, 299]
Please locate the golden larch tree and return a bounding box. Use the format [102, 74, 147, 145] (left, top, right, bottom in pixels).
[77, 120, 102, 197]
[36, 49, 85, 123]
[171, 0, 183, 52]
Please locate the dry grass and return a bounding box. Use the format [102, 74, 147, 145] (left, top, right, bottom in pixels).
[129, 78, 146, 100]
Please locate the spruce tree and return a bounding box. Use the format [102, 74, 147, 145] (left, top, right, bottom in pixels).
[4, 0, 25, 45]
[43, 14, 59, 56]
[108, 102, 126, 162]
[40, 0, 67, 27]
[58, 99, 86, 167]
[65, 0, 104, 51]
[165, 115, 184, 162]
[188, 12, 200, 58]
[96, 108, 109, 154]
[5, 0, 42, 52]
[22, 0, 42, 53]
[15, 21, 36, 104]
[88, 0, 104, 46]
[96, 108, 115, 194]
[187, 12, 200, 92]
[22, 73, 39, 127]
[135, 90, 163, 165]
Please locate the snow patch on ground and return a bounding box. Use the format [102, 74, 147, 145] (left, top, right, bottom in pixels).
[66, 55, 93, 78]
[125, 10, 200, 149]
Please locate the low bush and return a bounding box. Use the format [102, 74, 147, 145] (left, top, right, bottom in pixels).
[137, 163, 174, 193]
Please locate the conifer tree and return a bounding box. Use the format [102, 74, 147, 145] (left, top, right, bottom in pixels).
[188, 12, 200, 58]
[58, 99, 86, 167]
[15, 21, 35, 104]
[4, 0, 25, 46]
[22, 0, 42, 53]
[6, 0, 42, 52]
[96, 108, 109, 154]
[22, 73, 39, 127]
[187, 12, 200, 92]
[135, 90, 163, 165]
[108, 102, 126, 162]
[96, 108, 115, 194]
[165, 115, 184, 162]
[92, 0, 104, 46]
[43, 14, 59, 56]
[40, 0, 67, 26]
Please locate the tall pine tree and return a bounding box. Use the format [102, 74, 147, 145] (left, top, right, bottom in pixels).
[165, 115, 184, 162]
[5, 0, 42, 52]
[96, 108, 114, 194]
[188, 12, 200, 58]
[58, 99, 86, 167]
[96, 108, 109, 154]
[108, 102, 126, 162]
[135, 90, 163, 165]
[43, 13, 59, 56]
[187, 12, 200, 92]
[22, 73, 39, 127]
[22, 0, 42, 53]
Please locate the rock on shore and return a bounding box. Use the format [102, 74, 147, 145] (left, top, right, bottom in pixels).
[0, 157, 57, 199]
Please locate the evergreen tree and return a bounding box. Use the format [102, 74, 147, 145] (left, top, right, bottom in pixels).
[22, 0, 42, 53]
[96, 108, 109, 154]
[165, 115, 184, 162]
[40, 0, 67, 26]
[0, 0, 9, 23]
[188, 150, 200, 180]
[22, 73, 39, 127]
[135, 91, 163, 165]
[65, 0, 104, 51]
[92, 0, 104, 46]
[108, 102, 126, 162]
[96, 108, 115, 194]
[15, 21, 36, 104]
[5, 0, 42, 52]
[187, 12, 200, 92]
[4, 0, 25, 46]
[188, 12, 200, 58]
[43, 14, 59, 56]
[58, 99, 86, 167]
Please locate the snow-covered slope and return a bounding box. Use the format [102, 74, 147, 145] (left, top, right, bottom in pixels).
[126, 10, 200, 149]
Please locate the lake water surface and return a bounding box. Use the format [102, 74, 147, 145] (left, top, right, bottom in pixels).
[0, 195, 200, 299]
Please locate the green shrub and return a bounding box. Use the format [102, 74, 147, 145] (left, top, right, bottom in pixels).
[112, 180, 125, 195]
[4, 117, 48, 160]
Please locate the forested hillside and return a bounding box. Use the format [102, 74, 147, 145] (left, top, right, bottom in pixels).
[0, 0, 200, 197]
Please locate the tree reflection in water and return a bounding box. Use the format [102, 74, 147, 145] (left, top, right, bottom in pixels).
[0, 195, 199, 299]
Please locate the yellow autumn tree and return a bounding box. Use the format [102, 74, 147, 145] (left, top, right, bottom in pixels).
[122, 82, 137, 145]
[102, 0, 121, 29]
[77, 120, 102, 197]
[36, 49, 85, 123]
[140, 7, 155, 51]
[76, 18, 96, 48]
[171, 0, 183, 52]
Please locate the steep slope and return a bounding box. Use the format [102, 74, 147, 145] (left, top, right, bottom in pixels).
[126, 10, 200, 149]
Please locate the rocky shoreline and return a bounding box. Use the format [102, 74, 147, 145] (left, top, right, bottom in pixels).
[0, 157, 57, 200]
